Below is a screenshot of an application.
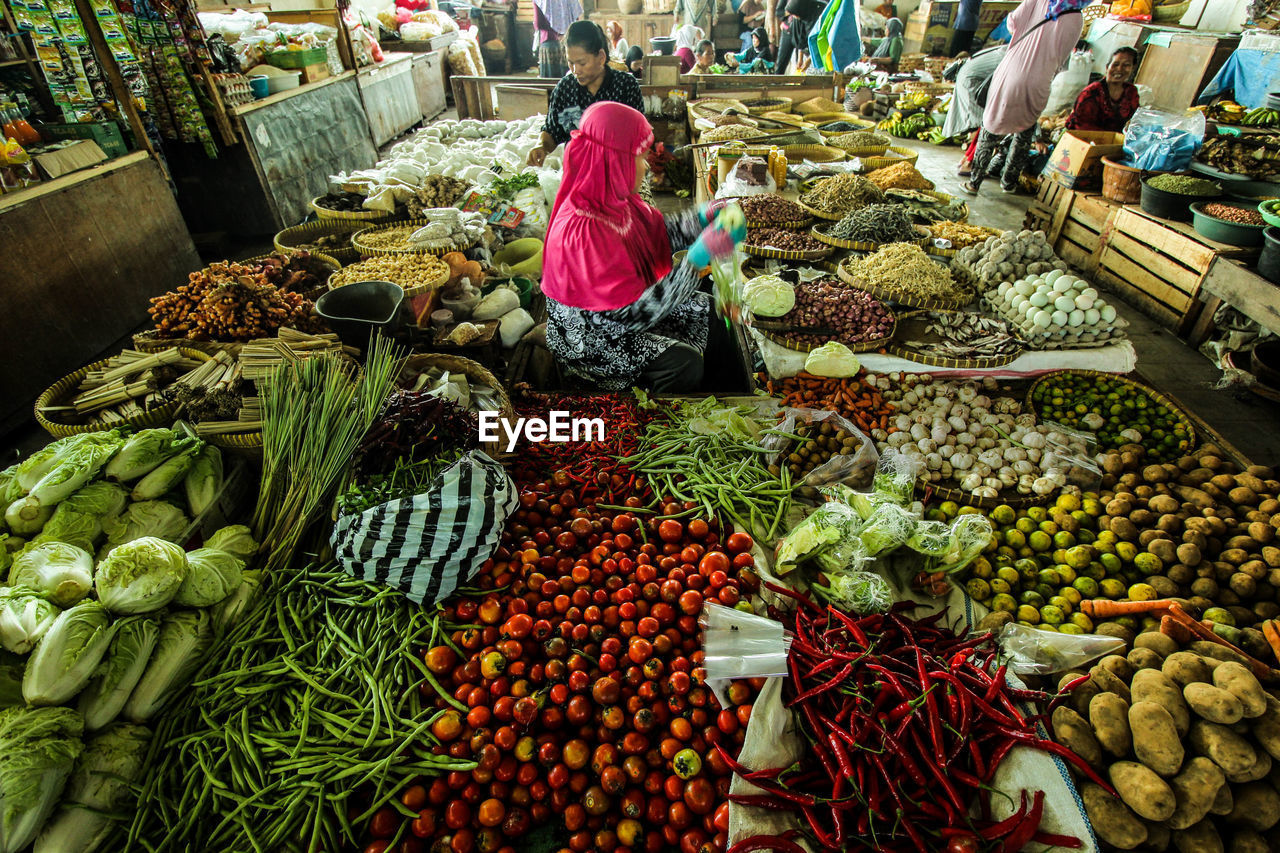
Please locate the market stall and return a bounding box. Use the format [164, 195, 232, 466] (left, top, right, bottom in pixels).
[7, 76, 1280, 853]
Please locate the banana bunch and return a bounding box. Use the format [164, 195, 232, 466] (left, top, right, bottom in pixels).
[899, 91, 934, 109]
[880, 111, 935, 138]
[1242, 107, 1280, 127]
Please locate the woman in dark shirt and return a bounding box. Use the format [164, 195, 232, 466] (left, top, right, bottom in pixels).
[1065, 46, 1139, 133]
[528, 21, 644, 166]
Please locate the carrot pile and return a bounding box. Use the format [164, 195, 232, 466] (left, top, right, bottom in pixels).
[758, 371, 896, 435]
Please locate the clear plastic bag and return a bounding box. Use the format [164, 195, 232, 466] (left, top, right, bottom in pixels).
[998, 622, 1125, 675]
[1040, 422, 1102, 492]
[773, 500, 866, 575]
[717, 156, 777, 199]
[762, 407, 880, 490]
[1122, 107, 1205, 172]
[700, 603, 792, 707]
[871, 448, 922, 505]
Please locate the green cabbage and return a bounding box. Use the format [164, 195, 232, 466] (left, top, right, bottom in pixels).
[104, 429, 200, 484]
[211, 570, 262, 634]
[77, 616, 160, 732]
[4, 499, 49, 538]
[130, 444, 201, 503]
[775, 503, 861, 573]
[33, 723, 150, 853]
[174, 548, 243, 608]
[804, 342, 861, 378]
[0, 588, 60, 655]
[0, 705, 84, 853]
[9, 542, 94, 608]
[22, 601, 115, 706]
[203, 525, 258, 561]
[857, 501, 917, 557]
[123, 610, 212, 723]
[19, 432, 125, 517]
[931, 512, 995, 575]
[906, 519, 952, 556]
[62, 483, 128, 521]
[742, 274, 796, 317]
[184, 445, 223, 517]
[94, 537, 188, 615]
[13, 435, 88, 493]
[0, 660, 22, 709]
[100, 501, 190, 550]
[31, 505, 103, 553]
[0, 467, 19, 510]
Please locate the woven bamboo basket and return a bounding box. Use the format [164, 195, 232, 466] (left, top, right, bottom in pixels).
[1101, 156, 1143, 205]
[797, 200, 847, 222]
[1025, 370, 1198, 455]
[311, 197, 390, 221]
[745, 216, 813, 231]
[836, 260, 969, 311]
[743, 96, 793, 116]
[831, 143, 891, 157]
[781, 144, 846, 164]
[352, 219, 479, 257]
[398, 352, 515, 455]
[274, 220, 365, 264]
[132, 332, 243, 357]
[205, 431, 264, 455]
[756, 309, 896, 354]
[688, 97, 751, 122]
[860, 147, 921, 171]
[886, 309, 1026, 369]
[1152, 0, 1189, 22]
[810, 223, 931, 252]
[741, 241, 834, 261]
[327, 255, 451, 298]
[35, 347, 211, 437]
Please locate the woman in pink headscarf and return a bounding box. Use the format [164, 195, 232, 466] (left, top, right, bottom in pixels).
[542, 102, 744, 392]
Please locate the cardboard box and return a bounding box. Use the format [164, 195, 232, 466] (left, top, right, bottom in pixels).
[299, 62, 330, 84]
[34, 140, 107, 180]
[40, 121, 127, 158]
[1046, 130, 1125, 190]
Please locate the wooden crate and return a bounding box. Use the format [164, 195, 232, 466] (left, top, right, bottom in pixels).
[1092, 205, 1245, 333]
[1049, 192, 1119, 275]
[1023, 178, 1072, 233]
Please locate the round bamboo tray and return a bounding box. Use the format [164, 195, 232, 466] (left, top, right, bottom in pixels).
[744, 97, 793, 116]
[781, 144, 846, 164]
[398, 352, 515, 456]
[1025, 370, 1198, 455]
[1153, 0, 1190, 22]
[810, 223, 931, 252]
[35, 347, 212, 438]
[831, 143, 891, 157]
[757, 311, 896, 354]
[274, 220, 365, 264]
[805, 112, 873, 127]
[836, 259, 969, 311]
[327, 255, 450, 298]
[745, 216, 813, 231]
[860, 147, 921, 171]
[311, 197, 389, 221]
[886, 309, 1026, 369]
[920, 478, 1053, 510]
[352, 219, 479, 258]
[689, 97, 751, 122]
[132, 331, 243, 357]
[741, 241, 834, 261]
[205, 431, 264, 455]
[797, 200, 847, 222]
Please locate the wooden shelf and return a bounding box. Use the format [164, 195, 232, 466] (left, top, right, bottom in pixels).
[0, 58, 29, 68]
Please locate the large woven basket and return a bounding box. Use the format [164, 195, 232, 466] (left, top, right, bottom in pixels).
[1101, 156, 1143, 205]
[398, 353, 515, 455]
[810, 223, 931, 252]
[311, 197, 390, 221]
[326, 255, 451, 298]
[756, 308, 896, 354]
[1152, 0, 1189, 22]
[35, 347, 211, 437]
[887, 309, 1025, 369]
[274, 220, 366, 264]
[836, 259, 969, 311]
[920, 478, 1053, 510]
[1025, 370, 1198, 456]
[781, 144, 846, 164]
[744, 96, 793, 116]
[352, 219, 479, 258]
[741, 241, 834, 261]
[861, 146, 921, 171]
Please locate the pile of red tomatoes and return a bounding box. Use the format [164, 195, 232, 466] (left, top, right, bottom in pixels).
[360, 475, 763, 853]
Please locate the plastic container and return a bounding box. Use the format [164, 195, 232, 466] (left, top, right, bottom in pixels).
[492, 238, 544, 276]
[1101, 156, 1143, 205]
[266, 72, 302, 94]
[1260, 227, 1280, 285]
[1139, 176, 1220, 222]
[1190, 201, 1267, 247]
[1260, 199, 1280, 229]
[249, 76, 270, 98]
[315, 280, 406, 348]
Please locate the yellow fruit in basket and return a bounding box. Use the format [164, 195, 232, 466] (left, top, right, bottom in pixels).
[1069, 613, 1094, 632]
[1128, 582, 1158, 601]
[1115, 541, 1138, 563]
[1099, 578, 1127, 599]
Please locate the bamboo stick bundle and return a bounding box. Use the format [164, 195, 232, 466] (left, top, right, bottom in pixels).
[194, 419, 263, 435]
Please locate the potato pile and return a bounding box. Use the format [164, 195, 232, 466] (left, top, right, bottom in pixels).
[1094, 445, 1280, 661]
[1054, 636, 1280, 851]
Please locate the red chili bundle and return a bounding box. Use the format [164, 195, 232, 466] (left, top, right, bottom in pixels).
[724, 589, 1104, 852]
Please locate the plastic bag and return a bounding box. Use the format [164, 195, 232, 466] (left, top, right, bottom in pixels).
[872, 448, 922, 505]
[1107, 0, 1152, 21]
[762, 407, 879, 490]
[717, 156, 777, 199]
[774, 500, 867, 575]
[1042, 49, 1093, 116]
[700, 603, 792, 707]
[998, 622, 1125, 675]
[1122, 107, 1205, 172]
[1040, 422, 1102, 492]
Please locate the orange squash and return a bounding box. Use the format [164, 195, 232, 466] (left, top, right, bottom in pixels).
[441, 252, 470, 278]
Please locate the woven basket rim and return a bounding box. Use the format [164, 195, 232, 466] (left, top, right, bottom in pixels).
[327, 257, 450, 296]
[274, 220, 366, 258]
[811, 223, 931, 251]
[756, 309, 896, 354]
[886, 309, 1026, 369]
[921, 477, 1053, 509]
[836, 259, 969, 311]
[741, 241, 834, 260]
[1024, 369, 1198, 452]
[797, 199, 847, 222]
[352, 219, 479, 257]
[311, 196, 391, 221]
[399, 352, 515, 455]
[35, 346, 211, 437]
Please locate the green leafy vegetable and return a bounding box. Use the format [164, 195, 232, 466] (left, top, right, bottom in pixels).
[4, 499, 49, 538]
[60, 483, 128, 521]
[210, 570, 261, 635]
[77, 616, 160, 732]
[104, 429, 199, 484]
[0, 705, 84, 853]
[173, 548, 243, 608]
[34, 723, 150, 853]
[19, 432, 125, 516]
[129, 445, 201, 503]
[0, 588, 60, 655]
[123, 610, 212, 723]
[100, 501, 189, 551]
[8, 542, 94, 608]
[183, 446, 223, 517]
[22, 601, 115, 707]
[202, 525, 257, 562]
[94, 538, 188, 615]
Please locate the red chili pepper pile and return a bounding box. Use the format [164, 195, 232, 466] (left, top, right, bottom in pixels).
[358, 474, 765, 853]
[723, 588, 1105, 852]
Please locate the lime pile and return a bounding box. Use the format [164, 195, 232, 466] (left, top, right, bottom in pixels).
[1029, 373, 1192, 462]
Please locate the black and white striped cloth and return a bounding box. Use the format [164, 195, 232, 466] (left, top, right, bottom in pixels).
[331, 452, 517, 604]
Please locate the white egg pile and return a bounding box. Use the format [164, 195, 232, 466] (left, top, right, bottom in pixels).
[985, 269, 1127, 349]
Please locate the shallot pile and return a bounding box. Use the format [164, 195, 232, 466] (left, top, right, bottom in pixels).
[775, 278, 894, 347]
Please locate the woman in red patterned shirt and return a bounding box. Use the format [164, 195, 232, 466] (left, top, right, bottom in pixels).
[1065, 46, 1139, 133]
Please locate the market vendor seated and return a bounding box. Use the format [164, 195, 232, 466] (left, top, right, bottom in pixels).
[541, 102, 746, 392]
[527, 21, 644, 167]
[689, 38, 716, 74]
[724, 27, 774, 73]
[1064, 47, 1139, 133]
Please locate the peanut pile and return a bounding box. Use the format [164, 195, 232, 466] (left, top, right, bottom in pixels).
[1200, 202, 1264, 226]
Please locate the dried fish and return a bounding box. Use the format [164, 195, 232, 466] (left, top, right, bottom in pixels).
[901, 311, 1022, 359]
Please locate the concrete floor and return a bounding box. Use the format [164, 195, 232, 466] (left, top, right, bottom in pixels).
[903, 139, 1280, 466]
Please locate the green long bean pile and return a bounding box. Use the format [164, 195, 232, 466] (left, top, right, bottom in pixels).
[126, 563, 473, 853]
[627, 398, 793, 540]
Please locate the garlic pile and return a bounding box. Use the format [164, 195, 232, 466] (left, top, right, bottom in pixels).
[984, 269, 1127, 349]
[864, 375, 1085, 499]
[951, 230, 1069, 289]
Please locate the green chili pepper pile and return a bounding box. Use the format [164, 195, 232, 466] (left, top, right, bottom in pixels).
[627, 397, 793, 541]
[126, 563, 474, 853]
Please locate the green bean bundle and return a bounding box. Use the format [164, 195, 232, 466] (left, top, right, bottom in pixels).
[827, 203, 918, 243]
[627, 398, 792, 540]
[126, 564, 473, 853]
